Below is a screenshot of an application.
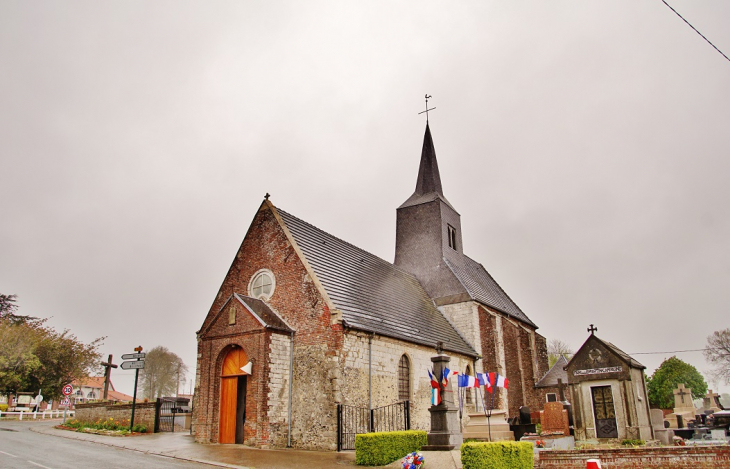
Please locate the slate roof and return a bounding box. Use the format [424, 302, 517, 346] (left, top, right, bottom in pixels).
[600, 337, 645, 369]
[234, 293, 293, 333]
[277, 208, 478, 357]
[444, 256, 536, 327]
[536, 355, 569, 388]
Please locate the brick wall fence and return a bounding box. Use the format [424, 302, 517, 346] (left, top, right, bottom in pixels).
[537, 446, 730, 468]
[74, 402, 157, 431]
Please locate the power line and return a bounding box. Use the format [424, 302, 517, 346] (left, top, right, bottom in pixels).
[630, 348, 708, 355]
[661, 0, 730, 63]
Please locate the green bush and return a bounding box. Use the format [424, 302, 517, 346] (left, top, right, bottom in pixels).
[0, 404, 8, 412]
[461, 441, 533, 469]
[355, 430, 427, 466]
[621, 439, 645, 446]
[132, 423, 147, 433]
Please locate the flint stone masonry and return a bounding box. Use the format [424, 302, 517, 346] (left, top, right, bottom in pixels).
[74, 402, 157, 430]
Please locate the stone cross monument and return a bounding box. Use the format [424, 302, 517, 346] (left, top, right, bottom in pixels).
[422, 343, 463, 450]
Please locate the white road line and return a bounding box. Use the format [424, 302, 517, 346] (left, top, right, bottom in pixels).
[0, 450, 18, 457]
[27, 460, 54, 469]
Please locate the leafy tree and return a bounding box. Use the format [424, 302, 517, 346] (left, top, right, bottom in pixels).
[647, 356, 707, 409]
[138, 346, 188, 399]
[547, 339, 574, 368]
[0, 294, 103, 400]
[704, 328, 730, 386]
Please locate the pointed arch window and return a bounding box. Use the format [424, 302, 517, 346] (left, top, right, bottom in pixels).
[465, 365, 472, 404]
[398, 355, 410, 401]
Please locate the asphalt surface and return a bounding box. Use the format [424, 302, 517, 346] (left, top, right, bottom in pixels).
[0, 419, 460, 469]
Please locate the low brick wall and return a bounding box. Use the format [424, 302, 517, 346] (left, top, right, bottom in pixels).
[537, 446, 730, 468]
[74, 402, 157, 431]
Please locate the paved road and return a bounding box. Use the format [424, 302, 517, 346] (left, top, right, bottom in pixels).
[0, 420, 210, 469]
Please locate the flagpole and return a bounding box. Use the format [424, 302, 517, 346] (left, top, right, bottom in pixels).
[477, 386, 492, 441]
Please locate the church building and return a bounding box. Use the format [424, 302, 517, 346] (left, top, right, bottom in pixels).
[192, 123, 549, 450]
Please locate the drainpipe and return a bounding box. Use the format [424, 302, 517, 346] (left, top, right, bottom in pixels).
[368, 333, 373, 430]
[287, 331, 294, 447]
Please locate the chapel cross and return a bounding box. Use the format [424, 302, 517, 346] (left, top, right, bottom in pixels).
[101, 354, 118, 400]
[587, 324, 598, 335]
[418, 94, 436, 123]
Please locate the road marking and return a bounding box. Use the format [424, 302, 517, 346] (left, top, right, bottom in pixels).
[28, 461, 54, 469]
[0, 450, 18, 457]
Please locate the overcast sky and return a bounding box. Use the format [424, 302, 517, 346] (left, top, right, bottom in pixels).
[2, 1, 729, 397]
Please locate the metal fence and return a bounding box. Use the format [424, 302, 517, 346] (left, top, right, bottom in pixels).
[154, 397, 190, 432]
[337, 400, 410, 451]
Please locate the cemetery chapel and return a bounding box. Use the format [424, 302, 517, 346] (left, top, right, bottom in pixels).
[192, 123, 550, 449]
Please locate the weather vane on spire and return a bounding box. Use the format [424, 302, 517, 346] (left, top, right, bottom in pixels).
[418, 94, 436, 123]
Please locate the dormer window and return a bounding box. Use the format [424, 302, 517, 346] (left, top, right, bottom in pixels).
[447, 224, 457, 250]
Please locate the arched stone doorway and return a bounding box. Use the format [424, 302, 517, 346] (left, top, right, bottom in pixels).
[220, 346, 248, 444]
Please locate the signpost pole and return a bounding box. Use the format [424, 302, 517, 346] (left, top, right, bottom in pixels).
[129, 346, 143, 432]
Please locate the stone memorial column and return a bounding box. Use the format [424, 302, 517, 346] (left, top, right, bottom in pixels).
[423, 345, 463, 450]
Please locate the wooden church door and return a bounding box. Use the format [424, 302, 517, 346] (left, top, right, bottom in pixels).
[591, 385, 618, 438]
[220, 347, 248, 444]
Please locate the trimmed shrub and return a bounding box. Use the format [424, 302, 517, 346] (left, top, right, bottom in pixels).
[461, 441, 533, 469]
[355, 430, 427, 466]
[0, 404, 8, 412]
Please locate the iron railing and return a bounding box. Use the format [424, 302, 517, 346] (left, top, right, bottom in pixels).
[337, 400, 410, 451]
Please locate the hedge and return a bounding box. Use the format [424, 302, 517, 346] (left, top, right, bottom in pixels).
[355, 430, 427, 466]
[460, 441, 533, 469]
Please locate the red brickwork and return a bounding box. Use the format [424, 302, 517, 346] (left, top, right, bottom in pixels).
[193, 204, 343, 449]
[537, 446, 730, 468]
[477, 305, 548, 418]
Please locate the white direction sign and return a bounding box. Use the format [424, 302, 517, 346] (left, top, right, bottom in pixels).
[62, 384, 74, 396]
[121, 353, 146, 360]
[121, 360, 145, 370]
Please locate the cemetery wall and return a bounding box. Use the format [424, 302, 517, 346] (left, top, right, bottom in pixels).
[74, 402, 157, 430]
[340, 332, 475, 432]
[537, 446, 730, 468]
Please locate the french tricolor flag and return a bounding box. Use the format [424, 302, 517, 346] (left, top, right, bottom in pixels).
[497, 374, 509, 390]
[431, 387, 441, 405]
[441, 367, 459, 386]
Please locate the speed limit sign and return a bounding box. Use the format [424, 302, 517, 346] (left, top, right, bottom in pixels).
[62, 384, 73, 396]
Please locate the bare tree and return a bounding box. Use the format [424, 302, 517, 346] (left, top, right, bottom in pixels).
[138, 346, 188, 400]
[547, 339, 574, 368]
[704, 328, 730, 385]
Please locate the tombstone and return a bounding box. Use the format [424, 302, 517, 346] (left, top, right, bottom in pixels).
[651, 408, 674, 446]
[703, 389, 722, 413]
[422, 348, 462, 450]
[540, 402, 570, 436]
[665, 383, 696, 429]
[519, 406, 531, 425]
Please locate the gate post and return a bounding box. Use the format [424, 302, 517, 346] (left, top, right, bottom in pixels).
[336, 404, 342, 452]
[154, 398, 161, 433]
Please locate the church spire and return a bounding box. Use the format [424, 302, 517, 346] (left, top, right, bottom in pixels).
[414, 123, 443, 196]
[399, 123, 454, 210]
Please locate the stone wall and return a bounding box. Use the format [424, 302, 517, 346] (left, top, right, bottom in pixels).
[74, 402, 157, 430]
[537, 446, 730, 468]
[340, 331, 474, 433]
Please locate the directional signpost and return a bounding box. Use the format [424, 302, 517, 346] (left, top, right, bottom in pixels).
[123, 346, 145, 432]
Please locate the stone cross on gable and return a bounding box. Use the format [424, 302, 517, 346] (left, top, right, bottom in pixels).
[673, 383, 692, 408]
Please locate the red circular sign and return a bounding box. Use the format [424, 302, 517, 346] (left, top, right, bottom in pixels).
[62, 384, 73, 396]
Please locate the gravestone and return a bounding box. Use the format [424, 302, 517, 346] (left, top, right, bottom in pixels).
[651, 408, 674, 445]
[665, 383, 696, 429]
[703, 389, 723, 413]
[519, 406, 531, 424]
[540, 402, 569, 436]
[422, 349, 462, 450]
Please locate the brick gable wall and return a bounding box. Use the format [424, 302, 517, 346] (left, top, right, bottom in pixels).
[193, 205, 343, 449]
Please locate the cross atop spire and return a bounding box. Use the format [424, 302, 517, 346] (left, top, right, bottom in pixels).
[418, 94, 436, 123]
